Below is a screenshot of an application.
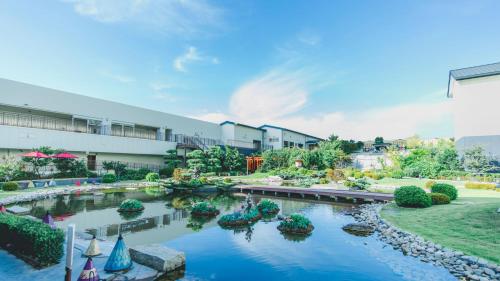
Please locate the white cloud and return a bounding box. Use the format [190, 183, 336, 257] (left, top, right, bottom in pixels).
[192, 112, 230, 123]
[149, 81, 177, 102]
[98, 69, 135, 83]
[64, 0, 223, 36]
[173, 46, 219, 72]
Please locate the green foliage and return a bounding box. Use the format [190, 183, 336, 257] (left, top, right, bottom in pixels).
[278, 214, 313, 231]
[374, 136, 384, 144]
[159, 167, 174, 178]
[0, 155, 23, 181]
[102, 173, 117, 183]
[173, 168, 183, 181]
[187, 150, 208, 175]
[118, 199, 144, 211]
[296, 177, 320, 187]
[394, 185, 432, 208]
[223, 177, 232, 183]
[224, 146, 243, 172]
[463, 146, 492, 173]
[429, 193, 451, 205]
[2, 181, 19, 191]
[464, 182, 497, 190]
[120, 168, 151, 181]
[425, 180, 436, 189]
[319, 178, 329, 184]
[218, 208, 261, 226]
[145, 172, 160, 182]
[344, 178, 370, 190]
[102, 161, 127, 178]
[257, 199, 280, 214]
[164, 149, 181, 170]
[21, 146, 54, 178]
[0, 213, 64, 266]
[207, 146, 224, 173]
[431, 183, 458, 200]
[363, 170, 385, 180]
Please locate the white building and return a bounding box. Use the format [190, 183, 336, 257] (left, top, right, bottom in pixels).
[0, 78, 322, 171]
[447, 62, 500, 160]
[259, 124, 322, 150]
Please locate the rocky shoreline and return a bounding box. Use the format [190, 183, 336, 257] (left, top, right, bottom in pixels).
[0, 181, 159, 206]
[353, 203, 500, 281]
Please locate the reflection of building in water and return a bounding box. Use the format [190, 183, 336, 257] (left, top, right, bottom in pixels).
[89, 209, 189, 239]
[280, 200, 314, 216]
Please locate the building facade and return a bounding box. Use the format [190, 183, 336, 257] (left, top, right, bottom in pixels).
[0, 78, 322, 172]
[447, 62, 500, 160]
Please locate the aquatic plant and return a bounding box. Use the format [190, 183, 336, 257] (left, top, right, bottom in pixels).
[278, 213, 314, 235]
[117, 199, 144, 212]
[191, 202, 220, 217]
[218, 208, 261, 227]
[257, 199, 280, 215]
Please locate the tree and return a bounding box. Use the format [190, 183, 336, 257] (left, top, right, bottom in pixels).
[374, 136, 384, 145]
[207, 146, 224, 173]
[0, 155, 23, 181]
[224, 146, 243, 172]
[436, 147, 461, 172]
[187, 150, 207, 176]
[405, 135, 422, 149]
[463, 146, 491, 173]
[164, 149, 181, 169]
[22, 146, 54, 178]
[102, 161, 127, 178]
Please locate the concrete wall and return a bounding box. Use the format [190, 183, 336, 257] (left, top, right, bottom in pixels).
[234, 125, 263, 148]
[0, 125, 176, 155]
[0, 78, 221, 140]
[282, 130, 306, 148]
[263, 127, 283, 149]
[220, 123, 235, 144]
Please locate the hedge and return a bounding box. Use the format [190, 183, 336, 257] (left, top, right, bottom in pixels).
[2, 181, 19, 191]
[429, 193, 451, 205]
[394, 185, 432, 208]
[145, 172, 160, 182]
[102, 173, 117, 183]
[431, 183, 458, 200]
[0, 213, 64, 267]
[464, 182, 497, 190]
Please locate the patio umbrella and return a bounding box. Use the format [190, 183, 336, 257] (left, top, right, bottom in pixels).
[52, 152, 78, 159]
[21, 151, 50, 158]
[104, 234, 132, 272]
[42, 211, 56, 229]
[77, 257, 99, 281]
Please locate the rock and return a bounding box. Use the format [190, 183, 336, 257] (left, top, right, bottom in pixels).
[130, 244, 185, 272]
[342, 223, 375, 237]
[484, 268, 495, 277]
[6, 205, 30, 214]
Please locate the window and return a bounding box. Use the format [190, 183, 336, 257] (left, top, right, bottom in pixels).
[290, 142, 294, 147]
[298, 143, 304, 148]
[283, 141, 289, 147]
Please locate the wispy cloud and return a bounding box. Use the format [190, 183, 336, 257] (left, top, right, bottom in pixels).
[98, 69, 135, 83]
[64, 0, 224, 36]
[173, 46, 219, 72]
[297, 30, 321, 46]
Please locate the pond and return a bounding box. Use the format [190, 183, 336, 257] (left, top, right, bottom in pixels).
[14, 188, 456, 281]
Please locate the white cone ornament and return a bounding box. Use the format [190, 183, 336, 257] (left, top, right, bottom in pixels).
[84, 235, 102, 257]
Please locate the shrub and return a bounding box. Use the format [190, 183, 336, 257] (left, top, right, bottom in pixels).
[223, 177, 232, 183]
[187, 178, 203, 188]
[102, 173, 117, 183]
[2, 181, 19, 191]
[425, 180, 436, 189]
[173, 168, 183, 181]
[389, 169, 404, 179]
[257, 199, 280, 215]
[465, 182, 497, 190]
[353, 170, 364, 179]
[429, 193, 451, 205]
[394, 186, 431, 208]
[199, 176, 208, 184]
[319, 178, 329, 184]
[159, 167, 174, 178]
[277, 213, 314, 234]
[325, 168, 334, 180]
[431, 183, 458, 200]
[145, 172, 160, 182]
[118, 199, 144, 212]
[0, 213, 64, 266]
[363, 170, 384, 180]
[218, 208, 261, 227]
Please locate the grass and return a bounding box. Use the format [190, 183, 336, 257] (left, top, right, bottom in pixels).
[381, 196, 500, 264]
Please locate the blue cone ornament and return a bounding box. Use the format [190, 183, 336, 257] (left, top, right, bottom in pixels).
[104, 234, 132, 272]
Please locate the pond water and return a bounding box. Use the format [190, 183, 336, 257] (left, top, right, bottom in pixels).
[15, 188, 456, 281]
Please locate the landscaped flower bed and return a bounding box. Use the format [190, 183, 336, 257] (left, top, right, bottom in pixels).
[257, 199, 280, 215]
[277, 214, 314, 235]
[191, 202, 220, 217]
[218, 208, 261, 227]
[117, 199, 144, 212]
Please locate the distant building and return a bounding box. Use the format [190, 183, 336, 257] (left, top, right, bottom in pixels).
[0, 78, 323, 172]
[447, 62, 500, 160]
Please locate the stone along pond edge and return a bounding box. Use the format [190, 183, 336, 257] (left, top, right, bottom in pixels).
[354, 203, 500, 281]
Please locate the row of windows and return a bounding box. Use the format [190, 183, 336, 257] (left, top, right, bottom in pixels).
[283, 141, 304, 148]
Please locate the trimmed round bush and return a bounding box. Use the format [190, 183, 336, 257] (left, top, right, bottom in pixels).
[257, 199, 280, 215]
[429, 193, 451, 205]
[102, 173, 117, 183]
[431, 183, 458, 200]
[277, 213, 314, 235]
[118, 199, 144, 212]
[145, 172, 160, 182]
[2, 181, 19, 191]
[425, 180, 436, 189]
[394, 185, 431, 208]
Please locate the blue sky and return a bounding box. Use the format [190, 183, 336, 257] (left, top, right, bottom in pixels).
[1, 0, 500, 140]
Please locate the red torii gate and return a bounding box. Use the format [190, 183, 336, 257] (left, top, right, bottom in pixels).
[246, 156, 263, 174]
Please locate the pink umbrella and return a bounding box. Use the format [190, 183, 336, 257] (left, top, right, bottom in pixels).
[52, 152, 78, 159]
[21, 151, 50, 158]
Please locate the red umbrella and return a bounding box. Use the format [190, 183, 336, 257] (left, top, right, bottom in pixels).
[52, 152, 78, 159]
[22, 151, 50, 158]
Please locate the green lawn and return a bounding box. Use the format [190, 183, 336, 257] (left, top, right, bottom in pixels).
[381, 196, 500, 264]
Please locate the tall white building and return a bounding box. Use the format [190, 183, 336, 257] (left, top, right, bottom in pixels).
[0, 78, 322, 171]
[447, 62, 500, 160]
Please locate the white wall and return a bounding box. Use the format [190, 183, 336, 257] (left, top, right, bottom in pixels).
[450, 75, 500, 140]
[220, 123, 235, 143]
[263, 127, 283, 149]
[456, 135, 500, 160]
[0, 125, 176, 156]
[234, 126, 263, 145]
[283, 130, 306, 147]
[0, 78, 221, 140]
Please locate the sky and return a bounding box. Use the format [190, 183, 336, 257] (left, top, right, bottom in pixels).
[1, 0, 500, 141]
